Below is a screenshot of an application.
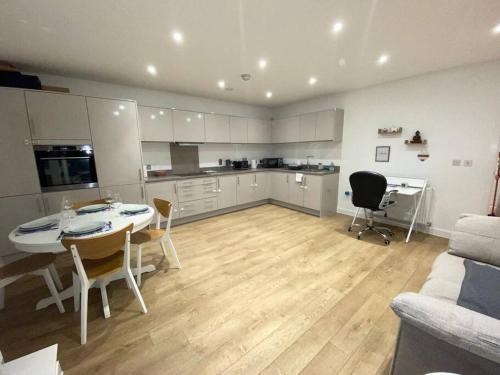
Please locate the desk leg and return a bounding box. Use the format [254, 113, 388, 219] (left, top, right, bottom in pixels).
[405, 185, 427, 243]
[35, 265, 156, 310]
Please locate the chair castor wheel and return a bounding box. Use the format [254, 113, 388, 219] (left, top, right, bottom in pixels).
[357, 235, 361, 240]
[384, 239, 391, 245]
[348, 226, 352, 232]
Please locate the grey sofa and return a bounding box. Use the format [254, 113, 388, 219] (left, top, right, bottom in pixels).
[390, 214, 500, 375]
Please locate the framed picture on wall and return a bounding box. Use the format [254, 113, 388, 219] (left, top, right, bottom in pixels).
[375, 146, 391, 162]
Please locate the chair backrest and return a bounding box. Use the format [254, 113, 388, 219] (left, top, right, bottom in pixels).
[349, 171, 388, 211]
[153, 198, 172, 218]
[72, 198, 108, 210]
[61, 223, 133, 260]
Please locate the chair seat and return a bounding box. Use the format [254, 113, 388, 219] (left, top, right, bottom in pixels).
[130, 229, 166, 245]
[75, 251, 124, 279]
[0, 253, 56, 279]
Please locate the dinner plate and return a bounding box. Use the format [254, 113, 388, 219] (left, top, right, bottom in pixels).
[65, 221, 106, 235]
[77, 203, 108, 214]
[19, 218, 58, 231]
[121, 204, 149, 214]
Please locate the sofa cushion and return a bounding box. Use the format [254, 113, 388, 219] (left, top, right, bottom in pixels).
[457, 259, 500, 320]
[420, 252, 465, 303]
[449, 214, 500, 267]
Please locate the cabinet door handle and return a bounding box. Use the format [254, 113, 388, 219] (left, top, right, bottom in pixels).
[28, 118, 36, 138]
[138, 168, 143, 181]
[174, 183, 177, 194]
[237, 176, 240, 185]
[24, 139, 31, 145]
[286, 175, 289, 183]
[141, 185, 145, 199]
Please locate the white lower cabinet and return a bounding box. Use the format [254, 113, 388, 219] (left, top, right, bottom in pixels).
[144, 180, 180, 220]
[302, 175, 322, 210]
[216, 175, 237, 209]
[0, 194, 45, 258]
[99, 184, 145, 204]
[42, 188, 101, 215]
[179, 198, 217, 217]
[176, 178, 217, 217]
[236, 173, 268, 204]
[270, 172, 289, 202]
[288, 178, 305, 207]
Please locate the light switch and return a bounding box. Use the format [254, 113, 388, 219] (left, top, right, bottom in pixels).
[463, 160, 473, 167]
[452, 159, 461, 166]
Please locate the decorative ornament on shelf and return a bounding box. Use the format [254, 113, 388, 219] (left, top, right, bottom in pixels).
[405, 130, 427, 145]
[378, 126, 403, 135]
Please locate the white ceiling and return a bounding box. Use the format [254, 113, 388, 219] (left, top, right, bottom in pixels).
[1, 0, 500, 107]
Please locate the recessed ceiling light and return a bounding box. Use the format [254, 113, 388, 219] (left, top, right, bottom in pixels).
[338, 58, 346, 67]
[217, 80, 226, 89]
[266, 91, 273, 99]
[377, 54, 389, 66]
[197, 113, 203, 119]
[147, 65, 157, 76]
[258, 59, 267, 69]
[119, 104, 125, 110]
[171, 107, 176, 110]
[172, 31, 184, 44]
[308, 77, 317, 85]
[186, 117, 191, 123]
[159, 110, 164, 115]
[491, 23, 500, 35]
[332, 21, 343, 34]
[113, 111, 120, 116]
[150, 114, 156, 120]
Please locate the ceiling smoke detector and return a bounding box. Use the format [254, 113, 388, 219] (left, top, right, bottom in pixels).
[241, 73, 252, 81]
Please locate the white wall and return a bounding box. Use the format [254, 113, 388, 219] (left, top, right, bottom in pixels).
[275, 60, 500, 237]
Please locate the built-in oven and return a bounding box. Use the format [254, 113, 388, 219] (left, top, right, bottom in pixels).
[34, 145, 98, 192]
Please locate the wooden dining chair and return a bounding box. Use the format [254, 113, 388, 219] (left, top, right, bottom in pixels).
[131, 198, 181, 287]
[61, 224, 147, 345]
[71, 198, 108, 210]
[0, 253, 65, 313]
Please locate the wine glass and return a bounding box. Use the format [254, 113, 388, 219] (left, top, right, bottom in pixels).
[112, 192, 122, 210]
[59, 196, 73, 230]
[104, 189, 114, 208]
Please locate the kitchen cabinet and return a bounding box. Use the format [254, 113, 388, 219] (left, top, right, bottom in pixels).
[0, 194, 45, 258]
[315, 109, 343, 141]
[0, 88, 41, 198]
[177, 178, 217, 202]
[299, 113, 316, 142]
[42, 188, 100, 215]
[247, 118, 271, 143]
[229, 117, 248, 143]
[236, 174, 254, 205]
[303, 175, 322, 210]
[271, 118, 284, 143]
[254, 172, 269, 201]
[145, 180, 180, 220]
[86, 98, 143, 188]
[216, 175, 237, 209]
[99, 183, 145, 204]
[25, 91, 91, 140]
[138, 106, 173, 142]
[179, 198, 217, 218]
[173, 110, 205, 142]
[269, 172, 289, 202]
[271, 117, 299, 143]
[288, 177, 305, 206]
[205, 113, 230, 143]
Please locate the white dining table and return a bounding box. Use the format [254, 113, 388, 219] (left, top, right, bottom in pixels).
[8, 205, 155, 310]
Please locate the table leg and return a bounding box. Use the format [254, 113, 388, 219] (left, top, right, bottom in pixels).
[35, 265, 157, 310]
[405, 184, 427, 243]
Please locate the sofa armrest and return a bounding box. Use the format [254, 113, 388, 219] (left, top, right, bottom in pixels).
[448, 213, 500, 267]
[391, 293, 500, 364]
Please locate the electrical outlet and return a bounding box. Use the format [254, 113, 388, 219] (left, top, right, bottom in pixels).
[452, 159, 461, 166]
[463, 160, 473, 167]
[344, 191, 351, 197]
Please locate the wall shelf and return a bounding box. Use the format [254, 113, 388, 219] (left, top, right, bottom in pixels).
[405, 139, 427, 145]
[378, 127, 402, 135]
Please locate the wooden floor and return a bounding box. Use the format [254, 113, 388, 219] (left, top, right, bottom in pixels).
[0, 204, 447, 374]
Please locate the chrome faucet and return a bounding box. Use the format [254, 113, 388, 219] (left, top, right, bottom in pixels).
[306, 155, 314, 169]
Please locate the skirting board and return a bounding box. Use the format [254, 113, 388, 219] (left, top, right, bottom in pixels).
[337, 207, 451, 239]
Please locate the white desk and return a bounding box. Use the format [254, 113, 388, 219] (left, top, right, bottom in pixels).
[385, 176, 428, 243]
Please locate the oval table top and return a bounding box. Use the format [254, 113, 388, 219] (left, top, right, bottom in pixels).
[9, 206, 154, 254]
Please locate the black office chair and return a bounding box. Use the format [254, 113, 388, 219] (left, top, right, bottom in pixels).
[348, 171, 398, 245]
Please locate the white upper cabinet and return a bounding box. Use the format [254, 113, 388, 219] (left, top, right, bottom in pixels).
[271, 118, 285, 143]
[0, 88, 41, 197]
[247, 118, 271, 143]
[299, 113, 316, 142]
[173, 110, 205, 142]
[86, 98, 143, 187]
[138, 106, 173, 142]
[205, 113, 230, 143]
[229, 116, 248, 143]
[25, 91, 91, 140]
[315, 109, 343, 141]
